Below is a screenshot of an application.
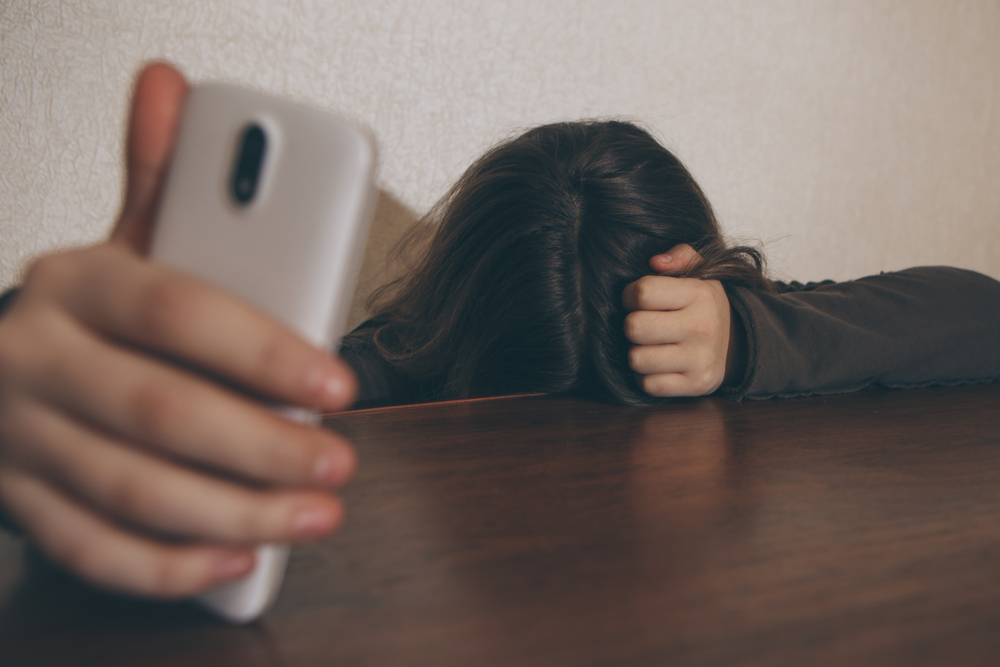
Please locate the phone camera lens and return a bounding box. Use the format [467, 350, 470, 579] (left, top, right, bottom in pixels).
[230, 124, 267, 205]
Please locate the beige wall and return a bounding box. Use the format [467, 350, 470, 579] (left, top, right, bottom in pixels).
[2, 1, 998, 331]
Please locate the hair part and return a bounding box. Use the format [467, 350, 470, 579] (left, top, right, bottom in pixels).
[367, 120, 769, 405]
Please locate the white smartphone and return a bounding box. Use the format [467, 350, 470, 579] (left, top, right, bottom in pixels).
[149, 84, 377, 623]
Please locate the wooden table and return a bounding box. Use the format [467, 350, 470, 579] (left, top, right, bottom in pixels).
[2, 384, 999, 666]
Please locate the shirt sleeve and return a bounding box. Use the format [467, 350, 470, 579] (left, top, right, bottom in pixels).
[723, 266, 1000, 400]
[0, 288, 19, 318]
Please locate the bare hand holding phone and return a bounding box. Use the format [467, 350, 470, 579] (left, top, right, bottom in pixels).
[150, 72, 376, 620]
[0, 64, 358, 609]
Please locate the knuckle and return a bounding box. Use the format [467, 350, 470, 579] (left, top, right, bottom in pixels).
[633, 276, 659, 305]
[258, 428, 317, 483]
[0, 308, 67, 397]
[233, 498, 272, 539]
[695, 279, 717, 299]
[690, 314, 718, 341]
[136, 278, 199, 343]
[692, 369, 722, 395]
[688, 322, 709, 342]
[623, 312, 643, 342]
[691, 345, 714, 371]
[627, 345, 643, 372]
[130, 382, 185, 442]
[145, 556, 197, 598]
[678, 244, 699, 261]
[253, 330, 301, 388]
[256, 331, 291, 380]
[22, 252, 76, 294]
[107, 469, 159, 519]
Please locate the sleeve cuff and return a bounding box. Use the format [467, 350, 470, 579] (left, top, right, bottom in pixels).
[717, 285, 762, 401]
[0, 287, 20, 318]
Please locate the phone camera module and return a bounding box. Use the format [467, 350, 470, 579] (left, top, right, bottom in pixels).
[230, 124, 267, 205]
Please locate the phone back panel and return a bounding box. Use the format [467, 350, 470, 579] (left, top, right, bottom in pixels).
[151, 84, 377, 349]
[148, 84, 376, 623]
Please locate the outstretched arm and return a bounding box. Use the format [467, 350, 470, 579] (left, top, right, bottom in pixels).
[726, 266, 1000, 399]
[624, 245, 1000, 400]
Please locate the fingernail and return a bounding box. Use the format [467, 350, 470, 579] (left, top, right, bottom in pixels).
[313, 449, 347, 484]
[214, 552, 254, 581]
[657, 253, 673, 264]
[322, 374, 345, 401]
[292, 507, 335, 537]
[306, 366, 346, 405]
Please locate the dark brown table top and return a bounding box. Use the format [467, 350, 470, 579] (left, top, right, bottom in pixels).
[2, 383, 999, 666]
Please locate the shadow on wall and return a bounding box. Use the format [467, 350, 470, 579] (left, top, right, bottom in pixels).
[344, 189, 423, 334]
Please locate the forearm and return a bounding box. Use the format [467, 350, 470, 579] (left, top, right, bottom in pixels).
[723, 267, 1000, 399]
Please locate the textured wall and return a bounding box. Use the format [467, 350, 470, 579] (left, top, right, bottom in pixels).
[2, 1, 998, 331]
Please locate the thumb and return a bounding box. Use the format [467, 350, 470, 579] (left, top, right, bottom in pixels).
[111, 61, 190, 254]
[649, 243, 703, 275]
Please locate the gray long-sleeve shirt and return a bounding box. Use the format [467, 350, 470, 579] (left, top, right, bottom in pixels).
[341, 266, 1000, 407]
[725, 266, 1000, 400]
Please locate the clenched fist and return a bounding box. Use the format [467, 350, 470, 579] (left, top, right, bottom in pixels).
[622, 244, 747, 397]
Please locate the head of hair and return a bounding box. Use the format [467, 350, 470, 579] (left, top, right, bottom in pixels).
[367, 120, 769, 405]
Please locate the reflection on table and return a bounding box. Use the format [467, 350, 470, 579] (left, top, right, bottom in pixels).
[1, 384, 999, 666]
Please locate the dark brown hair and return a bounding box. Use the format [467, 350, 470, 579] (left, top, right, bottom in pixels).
[368, 120, 769, 404]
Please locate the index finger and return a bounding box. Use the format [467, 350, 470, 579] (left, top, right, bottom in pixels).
[622, 275, 701, 312]
[54, 245, 356, 411]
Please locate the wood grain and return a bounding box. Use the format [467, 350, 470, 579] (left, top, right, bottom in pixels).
[1, 384, 998, 666]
